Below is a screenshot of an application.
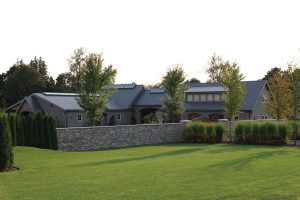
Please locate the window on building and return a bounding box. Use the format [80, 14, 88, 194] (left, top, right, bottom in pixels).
[262, 115, 268, 120]
[187, 94, 193, 102]
[117, 113, 121, 121]
[207, 94, 213, 101]
[234, 115, 239, 121]
[256, 115, 260, 120]
[214, 94, 221, 101]
[200, 94, 206, 101]
[194, 94, 200, 102]
[261, 95, 267, 103]
[77, 114, 82, 122]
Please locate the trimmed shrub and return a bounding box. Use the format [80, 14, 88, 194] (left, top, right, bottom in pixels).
[0, 114, 14, 171]
[50, 118, 58, 150]
[35, 112, 45, 148]
[233, 121, 288, 146]
[244, 123, 252, 144]
[206, 124, 215, 143]
[9, 115, 17, 146]
[215, 124, 224, 143]
[278, 124, 288, 145]
[195, 123, 205, 143]
[184, 122, 223, 144]
[234, 123, 244, 144]
[265, 123, 276, 145]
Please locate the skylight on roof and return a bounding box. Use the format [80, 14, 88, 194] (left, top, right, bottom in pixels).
[149, 88, 165, 94]
[43, 92, 78, 96]
[109, 83, 136, 89]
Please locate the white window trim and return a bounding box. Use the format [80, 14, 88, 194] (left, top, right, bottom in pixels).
[117, 113, 121, 121]
[261, 95, 267, 103]
[256, 115, 260, 120]
[77, 114, 82, 122]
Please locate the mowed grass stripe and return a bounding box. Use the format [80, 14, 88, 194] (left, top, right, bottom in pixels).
[1, 144, 300, 200]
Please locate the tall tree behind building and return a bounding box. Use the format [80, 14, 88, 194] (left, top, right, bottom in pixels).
[68, 48, 86, 91]
[206, 53, 227, 83]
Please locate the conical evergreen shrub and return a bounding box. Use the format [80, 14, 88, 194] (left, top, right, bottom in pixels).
[0, 114, 14, 171]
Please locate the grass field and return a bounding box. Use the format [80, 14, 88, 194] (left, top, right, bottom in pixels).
[1, 144, 300, 200]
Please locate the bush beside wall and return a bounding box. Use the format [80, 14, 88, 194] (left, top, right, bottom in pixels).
[8, 113, 57, 150]
[234, 122, 288, 145]
[183, 122, 224, 143]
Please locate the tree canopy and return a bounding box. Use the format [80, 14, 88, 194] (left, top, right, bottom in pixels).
[161, 65, 186, 123]
[78, 53, 117, 125]
[266, 70, 292, 121]
[220, 62, 245, 121]
[206, 53, 227, 83]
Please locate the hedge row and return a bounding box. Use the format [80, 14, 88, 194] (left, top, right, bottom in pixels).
[9, 113, 57, 150]
[234, 122, 288, 145]
[183, 122, 224, 143]
[0, 113, 14, 171]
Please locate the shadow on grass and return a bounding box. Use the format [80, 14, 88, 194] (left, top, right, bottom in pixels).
[69, 147, 206, 167]
[207, 149, 287, 171]
[207, 144, 281, 154]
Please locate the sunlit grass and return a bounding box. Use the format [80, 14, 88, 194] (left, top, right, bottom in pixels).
[1, 144, 300, 199]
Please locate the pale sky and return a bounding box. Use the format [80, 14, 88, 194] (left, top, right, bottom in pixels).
[1, 0, 300, 84]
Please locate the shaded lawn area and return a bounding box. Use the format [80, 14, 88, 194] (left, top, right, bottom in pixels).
[1, 144, 300, 200]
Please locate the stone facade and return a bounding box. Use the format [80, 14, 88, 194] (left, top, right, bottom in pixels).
[57, 123, 184, 151]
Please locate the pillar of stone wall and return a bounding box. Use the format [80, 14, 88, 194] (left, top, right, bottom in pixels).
[57, 123, 184, 151]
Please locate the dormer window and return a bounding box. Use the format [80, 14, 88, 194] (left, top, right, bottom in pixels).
[261, 95, 267, 103]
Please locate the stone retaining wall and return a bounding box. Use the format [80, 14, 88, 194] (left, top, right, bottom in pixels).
[57, 123, 184, 151]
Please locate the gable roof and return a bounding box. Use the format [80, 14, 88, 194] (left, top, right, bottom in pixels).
[32, 83, 144, 111]
[134, 89, 165, 107]
[134, 80, 267, 111]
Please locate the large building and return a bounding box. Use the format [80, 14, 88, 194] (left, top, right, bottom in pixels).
[6, 80, 269, 127]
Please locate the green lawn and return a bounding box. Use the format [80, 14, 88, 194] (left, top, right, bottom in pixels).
[1, 144, 300, 200]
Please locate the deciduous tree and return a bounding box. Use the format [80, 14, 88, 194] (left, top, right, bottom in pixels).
[68, 47, 86, 91]
[266, 70, 292, 121]
[206, 53, 226, 83]
[221, 62, 245, 142]
[161, 65, 186, 123]
[78, 53, 117, 125]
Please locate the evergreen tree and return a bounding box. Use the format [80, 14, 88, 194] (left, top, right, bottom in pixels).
[8, 114, 17, 146]
[0, 114, 14, 171]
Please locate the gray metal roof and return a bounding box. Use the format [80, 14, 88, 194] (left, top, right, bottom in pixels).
[33, 85, 144, 111]
[25, 95, 43, 112]
[134, 80, 267, 111]
[34, 93, 82, 111]
[134, 89, 165, 106]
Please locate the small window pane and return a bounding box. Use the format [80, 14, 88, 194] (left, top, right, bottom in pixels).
[117, 113, 121, 120]
[187, 95, 193, 102]
[194, 95, 199, 102]
[207, 94, 213, 101]
[77, 114, 82, 121]
[214, 94, 220, 101]
[200, 94, 206, 101]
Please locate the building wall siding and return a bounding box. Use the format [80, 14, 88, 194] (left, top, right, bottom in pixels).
[35, 97, 67, 128]
[252, 87, 269, 120]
